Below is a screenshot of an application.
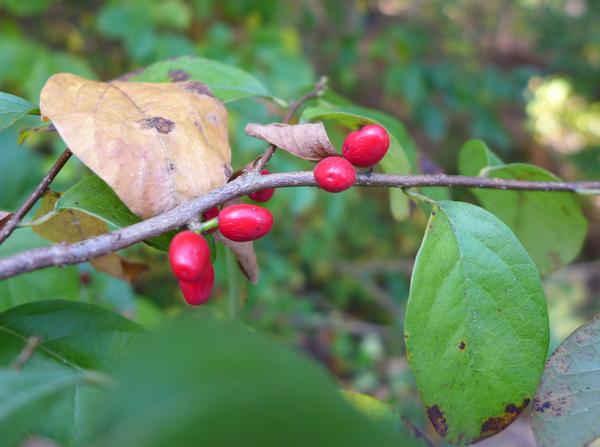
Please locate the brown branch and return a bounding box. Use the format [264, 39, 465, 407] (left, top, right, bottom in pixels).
[0, 148, 72, 245]
[253, 76, 328, 171]
[1, 171, 600, 280]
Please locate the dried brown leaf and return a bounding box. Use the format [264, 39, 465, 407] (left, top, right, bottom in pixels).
[245, 122, 337, 161]
[40, 73, 232, 219]
[214, 231, 258, 284]
[91, 255, 148, 282]
[32, 192, 146, 281]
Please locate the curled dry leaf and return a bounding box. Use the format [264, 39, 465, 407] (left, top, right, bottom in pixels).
[40, 73, 232, 219]
[245, 122, 337, 161]
[32, 192, 146, 282]
[214, 231, 258, 284]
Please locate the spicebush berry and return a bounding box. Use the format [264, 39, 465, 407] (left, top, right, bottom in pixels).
[342, 124, 390, 167]
[178, 263, 214, 305]
[219, 204, 273, 242]
[169, 231, 211, 281]
[248, 169, 275, 203]
[313, 156, 356, 193]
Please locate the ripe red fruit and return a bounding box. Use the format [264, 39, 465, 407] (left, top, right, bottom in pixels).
[313, 156, 356, 193]
[248, 169, 275, 203]
[179, 263, 215, 306]
[342, 124, 390, 167]
[202, 207, 220, 233]
[219, 204, 274, 242]
[169, 231, 211, 281]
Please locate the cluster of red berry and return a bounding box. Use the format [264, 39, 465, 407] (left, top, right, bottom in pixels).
[314, 124, 390, 192]
[169, 124, 388, 306]
[169, 192, 275, 305]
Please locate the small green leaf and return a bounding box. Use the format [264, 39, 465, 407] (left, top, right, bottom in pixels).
[532, 315, 600, 447]
[129, 56, 271, 103]
[0, 369, 86, 447]
[84, 315, 409, 447]
[0, 300, 142, 443]
[458, 141, 587, 275]
[405, 201, 549, 444]
[458, 139, 502, 176]
[0, 92, 36, 133]
[57, 175, 174, 251]
[302, 103, 416, 220]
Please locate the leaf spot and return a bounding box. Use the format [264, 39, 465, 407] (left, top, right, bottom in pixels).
[182, 81, 214, 97]
[477, 398, 530, 441]
[426, 405, 448, 437]
[458, 341, 466, 351]
[137, 117, 176, 134]
[168, 69, 190, 82]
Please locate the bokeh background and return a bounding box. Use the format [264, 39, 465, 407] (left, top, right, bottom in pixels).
[1, 1, 599, 445]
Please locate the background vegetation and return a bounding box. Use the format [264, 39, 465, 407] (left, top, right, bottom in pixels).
[1, 1, 599, 444]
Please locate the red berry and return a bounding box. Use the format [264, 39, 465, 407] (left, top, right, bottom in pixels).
[219, 204, 274, 242]
[179, 263, 214, 306]
[169, 231, 211, 281]
[342, 124, 390, 167]
[248, 169, 275, 203]
[202, 207, 220, 233]
[313, 156, 356, 193]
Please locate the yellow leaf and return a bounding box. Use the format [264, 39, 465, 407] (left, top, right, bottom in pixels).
[33, 192, 146, 282]
[40, 73, 232, 219]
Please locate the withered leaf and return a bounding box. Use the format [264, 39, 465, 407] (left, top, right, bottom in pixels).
[40, 73, 232, 219]
[32, 192, 146, 282]
[90, 255, 148, 282]
[245, 122, 337, 161]
[214, 231, 258, 284]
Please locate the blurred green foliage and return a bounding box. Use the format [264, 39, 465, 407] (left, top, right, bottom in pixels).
[1, 1, 600, 443]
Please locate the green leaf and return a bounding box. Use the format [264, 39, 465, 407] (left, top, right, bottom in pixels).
[458, 139, 502, 176]
[129, 56, 271, 103]
[302, 103, 416, 220]
[0, 92, 36, 133]
[405, 200, 549, 444]
[84, 315, 409, 447]
[458, 141, 587, 275]
[0, 369, 86, 447]
[532, 315, 600, 447]
[0, 229, 80, 311]
[57, 175, 173, 251]
[0, 300, 142, 443]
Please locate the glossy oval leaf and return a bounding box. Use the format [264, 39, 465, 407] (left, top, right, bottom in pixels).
[302, 103, 415, 220]
[0, 91, 36, 133]
[0, 370, 87, 447]
[128, 56, 271, 103]
[57, 175, 173, 251]
[458, 141, 587, 275]
[405, 200, 549, 444]
[85, 314, 410, 447]
[0, 300, 142, 443]
[532, 315, 600, 447]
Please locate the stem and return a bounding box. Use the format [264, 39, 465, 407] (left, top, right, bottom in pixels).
[196, 218, 218, 234]
[225, 248, 239, 320]
[0, 171, 599, 280]
[10, 336, 43, 370]
[253, 76, 328, 171]
[0, 148, 72, 244]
